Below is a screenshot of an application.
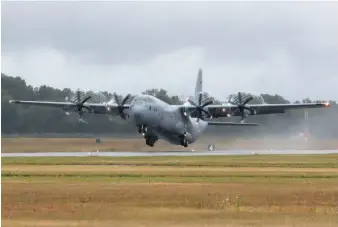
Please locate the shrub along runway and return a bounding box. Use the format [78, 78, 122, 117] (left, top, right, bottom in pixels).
[2, 154, 338, 227]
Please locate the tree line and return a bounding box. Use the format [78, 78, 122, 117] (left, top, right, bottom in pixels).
[2, 73, 337, 138]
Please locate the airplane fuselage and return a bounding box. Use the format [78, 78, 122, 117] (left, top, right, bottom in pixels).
[126, 94, 208, 146]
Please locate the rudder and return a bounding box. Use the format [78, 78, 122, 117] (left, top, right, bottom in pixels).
[194, 68, 203, 102]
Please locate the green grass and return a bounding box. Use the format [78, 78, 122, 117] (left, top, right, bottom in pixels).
[3, 173, 338, 184]
[3, 153, 338, 227]
[2, 154, 338, 168]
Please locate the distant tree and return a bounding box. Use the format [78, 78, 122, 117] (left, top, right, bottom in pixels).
[302, 98, 312, 103]
[260, 94, 289, 104]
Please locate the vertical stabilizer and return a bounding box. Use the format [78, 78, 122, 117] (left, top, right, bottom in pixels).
[194, 68, 203, 102]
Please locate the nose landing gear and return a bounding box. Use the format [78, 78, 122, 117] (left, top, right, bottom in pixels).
[179, 135, 189, 147]
[138, 125, 148, 134]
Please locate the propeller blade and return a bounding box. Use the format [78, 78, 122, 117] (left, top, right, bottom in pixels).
[227, 92, 255, 122]
[198, 92, 203, 106]
[187, 99, 198, 107]
[121, 94, 131, 105]
[112, 93, 131, 120]
[113, 93, 120, 105]
[243, 96, 253, 105]
[196, 109, 204, 122]
[243, 106, 255, 114]
[229, 101, 237, 106]
[82, 106, 92, 111]
[63, 90, 94, 124]
[201, 99, 214, 108]
[238, 92, 242, 104]
[241, 111, 245, 121]
[81, 96, 92, 104]
[187, 92, 214, 122]
[77, 90, 83, 103]
[231, 108, 239, 115]
[201, 109, 212, 118]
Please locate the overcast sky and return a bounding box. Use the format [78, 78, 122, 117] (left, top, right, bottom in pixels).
[2, 1, 338, 102]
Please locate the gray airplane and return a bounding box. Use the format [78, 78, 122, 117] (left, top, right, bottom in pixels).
[9, 69, 331, 147]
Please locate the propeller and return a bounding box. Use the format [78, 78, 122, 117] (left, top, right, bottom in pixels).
[187, 92, 214, 122]
[64, 89, 92, 124]
[229, 92, 255, 123]
[111, 93, 131, 120]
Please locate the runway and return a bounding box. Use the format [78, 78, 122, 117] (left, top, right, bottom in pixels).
[2, 149, 338, 157]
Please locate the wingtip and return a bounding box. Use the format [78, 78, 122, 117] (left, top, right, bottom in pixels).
[9, 100, 20, 104]
[323, 102, 331, 107]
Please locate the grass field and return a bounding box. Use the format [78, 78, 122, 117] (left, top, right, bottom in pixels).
[2, 137, 338, 153]
[2, 154, 338, 227]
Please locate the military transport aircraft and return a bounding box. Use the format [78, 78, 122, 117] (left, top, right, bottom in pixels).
[9, 69, 331, 147]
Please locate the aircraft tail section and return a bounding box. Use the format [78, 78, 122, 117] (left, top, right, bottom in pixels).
[194, 68, 203, 102]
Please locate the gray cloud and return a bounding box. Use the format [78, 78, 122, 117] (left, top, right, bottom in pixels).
[2, 1, 338, 101]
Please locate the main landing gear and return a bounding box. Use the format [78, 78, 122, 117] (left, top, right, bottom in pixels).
[145, 135, 158, 147]
[138, 125, 157, 147]
[179, 135, 188, 147]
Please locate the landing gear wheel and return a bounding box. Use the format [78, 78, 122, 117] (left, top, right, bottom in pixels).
[180, 136, 188, 147]
[145, 136, 157, 147]
[138, 125, 148, 134]
[183, 139, 188, 147]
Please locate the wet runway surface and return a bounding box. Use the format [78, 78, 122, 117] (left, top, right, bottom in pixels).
[2, 149, 338, 157]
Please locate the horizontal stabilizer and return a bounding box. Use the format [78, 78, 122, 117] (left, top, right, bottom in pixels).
[207, 121, 259, 126]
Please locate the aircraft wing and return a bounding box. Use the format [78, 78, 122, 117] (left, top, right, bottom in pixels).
[8, 100, 129, 116]
[178, 102, 331, 119]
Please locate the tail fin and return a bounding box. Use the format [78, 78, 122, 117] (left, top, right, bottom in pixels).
[194, 68, 203, 102]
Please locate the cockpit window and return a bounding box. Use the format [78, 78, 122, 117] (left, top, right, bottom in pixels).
[133, 95, 156, 104]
